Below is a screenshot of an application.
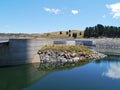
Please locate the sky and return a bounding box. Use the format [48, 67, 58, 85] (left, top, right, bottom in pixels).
[0, 0, 120, 33]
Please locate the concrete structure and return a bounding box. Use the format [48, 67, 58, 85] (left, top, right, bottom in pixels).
[0, 39, 9, 46]
[75, 40, 93, 46]
[0, 39, 53, 66]
[0, 38, 120, 66]
[92, 39, 120, 55]
[74, 39, 120, 55]
[54, 40, 76, 45]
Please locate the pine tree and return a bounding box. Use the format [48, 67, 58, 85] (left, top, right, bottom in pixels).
[60, 31, 62, 35]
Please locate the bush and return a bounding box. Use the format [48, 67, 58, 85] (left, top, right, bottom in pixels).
[72, 33, 77, 38]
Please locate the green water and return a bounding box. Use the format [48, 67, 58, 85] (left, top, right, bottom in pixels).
[0, 56, 120, 90]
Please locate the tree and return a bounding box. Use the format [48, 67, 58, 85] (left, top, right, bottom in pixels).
[84, 24, 120, 38]
[60, 31, 62, 35]
[79, 32, 82, 36]
[69, 30, 71, 33]
[72, 33, 77, 38]
[96, 24, 104, 37]
[66, 31, 69, 35]
[69, 33, 71, 37]
[84, 27, 89, 38]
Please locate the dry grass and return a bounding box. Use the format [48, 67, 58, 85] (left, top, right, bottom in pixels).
[41, 45, 93, 55]
[31, 30, 84, 39]
[0, 30, 84, 39]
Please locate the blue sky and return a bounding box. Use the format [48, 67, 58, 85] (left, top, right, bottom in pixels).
[0, 0, 120, 33]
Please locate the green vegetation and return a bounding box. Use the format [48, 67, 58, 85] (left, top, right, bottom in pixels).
[84, 24, 120, 38]
[41, 45, 93, 55]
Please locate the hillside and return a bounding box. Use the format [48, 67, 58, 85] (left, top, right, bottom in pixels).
[32, 30, 84, 39]
[0, 30, 84, 39]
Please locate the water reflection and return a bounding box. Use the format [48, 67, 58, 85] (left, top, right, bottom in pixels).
[103, 63, 120, 79]
[95, 55, 120, 63]
[0, 61, 90, 90]
[97, 56, 120, 79]
[38, 61, 90, 71]
[0, 64, 50, 90]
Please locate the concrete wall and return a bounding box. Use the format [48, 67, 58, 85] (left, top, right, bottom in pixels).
[0, 38, 120, 66]
[92, 39, 120, 55]
[54, 40, 75, 45]
[0, 39, 53, 66]
[75, 40, 93, 46]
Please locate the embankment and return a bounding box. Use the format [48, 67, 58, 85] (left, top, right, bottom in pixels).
[38, 45, 107, 64]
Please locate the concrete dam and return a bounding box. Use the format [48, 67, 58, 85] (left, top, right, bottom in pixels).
[0, 38, 120, 66]
[91, 39, 120, 55]
[0, 39, 53, 66]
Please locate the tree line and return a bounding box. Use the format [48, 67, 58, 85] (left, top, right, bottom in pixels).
[84, 24, 120, 38]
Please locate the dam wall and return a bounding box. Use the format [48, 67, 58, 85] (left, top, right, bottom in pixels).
[0, 38, 120, 66]
[74, 39, 120, 55]
[92, 39, 120, 55]
[0, 39, 53, 66]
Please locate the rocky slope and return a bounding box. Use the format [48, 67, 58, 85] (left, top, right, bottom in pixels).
[37, 45, 107, 63]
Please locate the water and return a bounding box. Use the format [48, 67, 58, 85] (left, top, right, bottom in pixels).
[0, 56, 120, 90]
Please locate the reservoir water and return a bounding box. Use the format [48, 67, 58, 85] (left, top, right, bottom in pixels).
[0, 55, 120, 90]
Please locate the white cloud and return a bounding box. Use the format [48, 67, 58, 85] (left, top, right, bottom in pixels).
[103, 63, 120, 79]
[106, 3, 120, 18]
[44, 7, 61, 14]
[71, 10, 79, 15]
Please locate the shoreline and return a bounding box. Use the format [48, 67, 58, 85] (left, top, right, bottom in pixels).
[38, 45, 107, 64]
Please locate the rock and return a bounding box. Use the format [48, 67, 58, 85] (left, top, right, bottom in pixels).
[64, 53, 70, 59]
[38, 49, 107, 64]
[70, 53, 76, 57]
[68, 59, 73, 62]
[60, 58, 68, 63]
[37, 50, 43, 54]
[72, 57, 79, 62]
[58, 52, 64, 56]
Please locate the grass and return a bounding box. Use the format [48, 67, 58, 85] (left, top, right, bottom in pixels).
[40, 45, 93, 55]
[32, 30, 84, 39]
[0, 30, 84, 39]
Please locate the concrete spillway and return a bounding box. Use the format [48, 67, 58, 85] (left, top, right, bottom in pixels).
[0, 39, 53, 66]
